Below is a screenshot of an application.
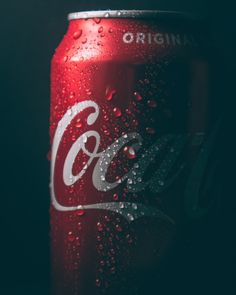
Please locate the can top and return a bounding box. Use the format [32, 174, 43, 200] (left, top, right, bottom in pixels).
[68, 10, 199, 21]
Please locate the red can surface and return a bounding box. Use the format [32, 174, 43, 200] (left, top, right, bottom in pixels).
[50, 10, 215, 295]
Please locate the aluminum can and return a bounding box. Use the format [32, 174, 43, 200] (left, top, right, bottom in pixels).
[50, 10, 215, 295]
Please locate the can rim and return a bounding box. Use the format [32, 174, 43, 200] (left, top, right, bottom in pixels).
[68, 10, 199, 21]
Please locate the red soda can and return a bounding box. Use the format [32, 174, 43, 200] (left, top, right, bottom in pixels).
[50, 10, 215, 295]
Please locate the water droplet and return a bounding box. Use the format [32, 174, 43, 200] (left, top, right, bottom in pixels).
[117, 11, 122, 16]
[100, 260, 105, 266]
[67, 231, 75, 242]
[137, 177, 142, 182]
[76, 209, 85, 216]
[93, 18, 101, 24]
[127, 178, 133, 184]
[82, 37, 87, 44]
[69, 91, 75, 99]
[82, 134, 87, 143]
[158, 180, 164, 186]
[125, 108, 131, 115]
[97, 222, 103, 232]
[132, 203, 138, 210]
[146, 127, 156, 134]
[63, 55, 68, 62]
[75, 118, 83, 128]
[95, 278, 101, 287]
[119, 202, 124, 209]
[147, 100, 157, 108]
[115, 224, 122, 232]
[98, 244, 104, 251]
[126, 234, 133, 244]
[134, 91, 142, 101]
[105, 215, 110, 222]
[103, 129, 110, 136]
[98, 26, 103, 33]
[101, 175, 105, 181]
[103, 114, 109, 121]
[134, 163, 139, 169]
[77, 222, 82, 231]
[124, 146, 136, 159]
[113, 193, 119, 201]
[104, 12, 110, 18]
[105, 87, 117, 101]
[127, 213, 134, 221]
[113, 107, 122, 117]
[73, 30, 82, 39]
[108, 28, 113, 33]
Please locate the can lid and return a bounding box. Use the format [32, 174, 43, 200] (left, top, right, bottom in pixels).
[68, 10, 199, 21]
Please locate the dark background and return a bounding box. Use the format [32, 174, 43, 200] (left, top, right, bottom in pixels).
[0, 0, 235, 294]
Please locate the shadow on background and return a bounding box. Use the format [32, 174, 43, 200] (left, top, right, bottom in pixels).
[0, 0, 235, 294]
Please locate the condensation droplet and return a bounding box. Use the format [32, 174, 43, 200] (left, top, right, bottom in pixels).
[108, 28, 113, 33]
[95, 278, 101, 287]
[113, 193, 119, 201]
[119, 202, 124, 209]
[124, 146, 136, 159]
[132, 203, 138, 210]
[67, 231, 75, 242]
[127, 213, 134, 221]
[82, 134, 88, 143]
[75, 118, 83, 128]
[158, 180, 164, 186]
[98, 26, 103, 33]
[105, 87, 117, 101]
[77, 222, 82, 231]
[134, 163, 139, 169]
[115, 224, 122, 232]
[73, 30, 82, 39]
[125, 108, 131, 115]
[63, 56, 68, 62]
[82, 37, 87, 44]
[134, 91, 142, 101]
[113, 107, 122, 117]
[127, 178, 133, 184]
[93, 18, 101, 24]
[126, 234, 133, 244]
[76, 209, 85, 216]
[97, 222, 103, 232]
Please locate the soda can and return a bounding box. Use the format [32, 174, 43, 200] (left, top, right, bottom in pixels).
[50, 10, 216, 295]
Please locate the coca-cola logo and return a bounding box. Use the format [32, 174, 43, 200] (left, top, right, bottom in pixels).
[51, 100, 217, 223]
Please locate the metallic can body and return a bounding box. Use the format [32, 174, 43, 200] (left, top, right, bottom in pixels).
[50, 10, 213, 295]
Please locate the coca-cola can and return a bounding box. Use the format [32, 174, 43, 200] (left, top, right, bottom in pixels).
[50, 10, 216, 295]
